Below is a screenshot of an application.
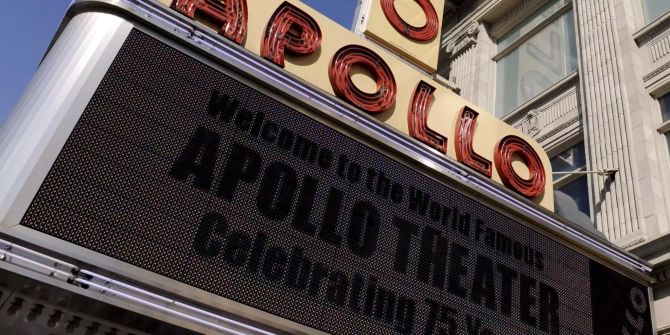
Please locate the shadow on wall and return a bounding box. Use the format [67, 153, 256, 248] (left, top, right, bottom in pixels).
[554, 190, 606, 239]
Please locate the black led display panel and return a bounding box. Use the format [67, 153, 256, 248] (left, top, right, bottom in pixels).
[20, 29, 652, 334]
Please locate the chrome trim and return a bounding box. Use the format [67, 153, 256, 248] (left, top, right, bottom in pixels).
[0, 239, 77, 283]
[0, 238, 277, 335]
[73, 275, 275, 335]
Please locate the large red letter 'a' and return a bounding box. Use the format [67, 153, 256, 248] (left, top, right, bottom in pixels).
[171, 0, 247, 44]
[408, 81, 447, 153]
[329, 45, 397, 113]
[261, 2, 322, 68]
[381, 0, 439, 41]
[455, 106, 492, 177]
[494, 135, 546, 198]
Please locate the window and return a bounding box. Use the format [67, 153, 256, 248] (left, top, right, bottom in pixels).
[660, 92, 670, 122]
[659, 93, 670, 160]
[551, 142, 590, 216]
[641, 0, 670, 23]
[495, 0, 577, 117]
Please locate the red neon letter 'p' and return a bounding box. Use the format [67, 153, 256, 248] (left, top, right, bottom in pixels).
[329, 45, 397, 113]
[408, 81, 447, 153]
[381, 0, 440, 41]
[261, 2, 322, 68]
[171, 0, 248, 44]
[494, 135, 546, 198]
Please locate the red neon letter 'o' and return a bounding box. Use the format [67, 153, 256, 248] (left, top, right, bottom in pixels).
[408, 80, 447, 153]
[261, 2, 322, 68]
[381, 0, 440, 41]
[171, 0, 248, 44]
[494, 135, 546, 198]
[329, 45, 397, 113]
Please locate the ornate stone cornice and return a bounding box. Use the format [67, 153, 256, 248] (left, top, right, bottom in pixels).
[444, 22, 479, 59]
[503, 72, 579, 125]
[536, 115, 580, 142]
[491, 0, 538, 31]
[490, 0, 551, 38]
[643, 60, 670, 82]
[633, 12, 670, 45]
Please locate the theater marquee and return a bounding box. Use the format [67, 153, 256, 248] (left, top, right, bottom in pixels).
[0, 1, 655, 335]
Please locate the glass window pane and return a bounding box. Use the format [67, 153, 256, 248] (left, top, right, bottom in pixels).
[498, 0, 567, 50]
[564, 9, 578, 72]
[496, 11, 577, 116]
[660, 93, 670, 122]
[642, 0, 670, 23]
[558, 175, 590, 215]
[551, 142, 586, 180]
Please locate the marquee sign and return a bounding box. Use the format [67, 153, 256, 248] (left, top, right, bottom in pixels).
[16, 27, 652, 335]
[161, 0, 554, 210]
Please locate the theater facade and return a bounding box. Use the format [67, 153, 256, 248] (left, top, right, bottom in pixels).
[0, 0, 659, 334]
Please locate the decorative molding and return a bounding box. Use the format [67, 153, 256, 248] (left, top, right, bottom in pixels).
[444, 22, 480, 59]
[537, 115, 580, 142]
[490, 0, 551, 38]
[575, 0, 643, 241]
[511, 89, 580, 143]
[649, 33, 670, 62]
[491, 0, 537, 31]
[617, 236, 647, 250]
[441, 0, 494, 45]
[633, 11, 670, 45]
[644, 59, 670, 81]
[503, 71, 579, 125]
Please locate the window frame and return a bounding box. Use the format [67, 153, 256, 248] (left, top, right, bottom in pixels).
[657, 93, 670, 157]
[492, 0, 576, 117]
[640, 0, 670, 25]
[549, 139, 592, 218]
[551, 140, 587, 187]
[652, 91, 670, 228]
[493, 1, 573, 62]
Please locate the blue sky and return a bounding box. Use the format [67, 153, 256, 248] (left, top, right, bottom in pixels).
[0, 0, 358, 126]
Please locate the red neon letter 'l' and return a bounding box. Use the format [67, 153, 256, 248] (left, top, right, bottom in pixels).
[408, 80, 447, 153]
[455, 106, 492, 177]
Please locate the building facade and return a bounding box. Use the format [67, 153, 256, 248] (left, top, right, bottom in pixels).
[0, 0, 661, 334]
[437, 0, 670, 332]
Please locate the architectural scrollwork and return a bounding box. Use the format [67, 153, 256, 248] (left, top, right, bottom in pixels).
[444, 22, 480, 59]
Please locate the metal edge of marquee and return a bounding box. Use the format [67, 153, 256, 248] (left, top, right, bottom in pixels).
[0, 238, 272, 335]
[0, 0, 658, 332]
